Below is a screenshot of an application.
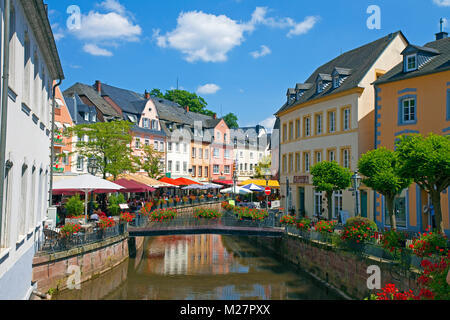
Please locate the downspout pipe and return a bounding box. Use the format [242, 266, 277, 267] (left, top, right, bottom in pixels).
[49, 79, 63, 207]
[0, 0, 11, 242]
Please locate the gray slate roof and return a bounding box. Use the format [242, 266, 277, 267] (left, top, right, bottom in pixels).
[375, 37, 450, 85]
[275, 31, 405, 115]
[64, 94, 97, 125]
[63, 83, 122, 119]
[100, 83, 147, 115]
[151, 97, 222, 137]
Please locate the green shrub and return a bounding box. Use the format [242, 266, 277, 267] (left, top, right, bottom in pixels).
[108, 194, 125, 216]
[65, 195, 84, 217]
[345, 216, 378, 231]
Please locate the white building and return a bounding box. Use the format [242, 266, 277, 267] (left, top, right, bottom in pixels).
[0, 0, 64, 300]
[232, 125, 271, 182]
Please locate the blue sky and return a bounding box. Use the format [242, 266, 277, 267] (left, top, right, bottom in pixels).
[46, 0, 449, 129]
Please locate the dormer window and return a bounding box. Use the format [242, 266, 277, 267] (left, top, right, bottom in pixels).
[84, 112, 89, 121]
[333, 76, 340, 89]
[317, 80, 323, 93]
[405, 54, 417, 72]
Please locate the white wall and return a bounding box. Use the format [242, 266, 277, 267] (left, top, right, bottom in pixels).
[0, 0, 56, 300]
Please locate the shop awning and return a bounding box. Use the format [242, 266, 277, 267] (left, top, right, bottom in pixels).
[238, 179, 280, 188]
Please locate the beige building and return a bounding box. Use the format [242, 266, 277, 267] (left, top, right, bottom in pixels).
[275, 32, 408, 220]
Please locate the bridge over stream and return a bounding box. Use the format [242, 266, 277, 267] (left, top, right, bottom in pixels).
[128, 213, 285, 238]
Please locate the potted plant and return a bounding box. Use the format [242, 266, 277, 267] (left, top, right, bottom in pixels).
[108, 194, 125, 217]
[340, 216, 378, 252]
[98, 216, 116, 239]
[65, 195, 84, 222]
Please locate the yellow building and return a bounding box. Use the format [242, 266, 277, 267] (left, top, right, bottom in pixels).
[275, 32, 408, 220]
[374, 32, 450, 235]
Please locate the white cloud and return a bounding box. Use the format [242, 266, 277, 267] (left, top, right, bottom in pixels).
[71, 11, 141, 41]
[156, 7, 319, 63]
[51, 23, 65, 41]
[259, 116, 276, 132]
[197, 83, 221, 95]
[83, 44, 113, 56]
[433, 0, 450, 6]
[156, 11, 246, 62]
[250, 45, 271, 58]
[67, 1, 142, 56]
[287, 16, 320, 37]
[98, 0, 126, 15]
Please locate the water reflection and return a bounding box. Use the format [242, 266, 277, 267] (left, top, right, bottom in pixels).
[55, 234, 344, 300]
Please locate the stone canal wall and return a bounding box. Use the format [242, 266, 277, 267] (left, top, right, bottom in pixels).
[32, 234, 130, 295]
[247, 234, 420, 300]
[31, 203, 219, 296]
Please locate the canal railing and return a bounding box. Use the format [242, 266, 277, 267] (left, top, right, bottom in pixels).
[37, 223, 128, 254]
[284, 225, 426, 270]
[128, 211, 285, 237]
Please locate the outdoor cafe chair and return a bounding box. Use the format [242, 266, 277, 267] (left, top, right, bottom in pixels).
[42, 228, 59, 252]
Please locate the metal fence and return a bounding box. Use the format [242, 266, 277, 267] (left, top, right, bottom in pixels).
[285, 225, 425, 270]
[37, 223, 128, 254]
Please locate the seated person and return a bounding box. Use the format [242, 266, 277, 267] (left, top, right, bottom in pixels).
[90, 212, 99, 221]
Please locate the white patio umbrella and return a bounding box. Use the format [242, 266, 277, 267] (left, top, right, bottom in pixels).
[242, 183, 265, 192]
[220, 186, 252, 195]
[53, 174, 124, 222]
[241, 183, 265, 202]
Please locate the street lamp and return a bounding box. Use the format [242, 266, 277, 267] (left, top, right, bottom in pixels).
[351, 170, 362, 216]
[87, 157, 99, 215]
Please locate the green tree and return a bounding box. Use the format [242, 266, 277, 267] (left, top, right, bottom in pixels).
[395, 134, 450, 233]
[254, 155, 271, 179]
[67, 121, 136, 180]
[164, 89, 214, 116]
[223, 113, 239, 129]
[311, 161, 352, 220]
[358, 148, 411, 229]
[138, 145, 165, 179]
[150, 88, 164, 98]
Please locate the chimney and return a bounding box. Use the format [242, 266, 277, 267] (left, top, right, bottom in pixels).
[436, 31, 448, 40]
[95, 80, 101, 94]
[213, 113, 217, 119]
[185, 106, 189, 113]
[436, 18, 448, 40]
[144, 90, 150, 99]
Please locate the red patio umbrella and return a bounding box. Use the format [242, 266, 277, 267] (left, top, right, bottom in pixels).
[159, 177, 183, 186]
[113, 179, 156, 193]
[175, 177, 202, 185]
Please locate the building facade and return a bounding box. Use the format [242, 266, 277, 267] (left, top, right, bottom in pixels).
[53, 85, 73, 174]
[233, 125, 271, 182]
[374, 32, 450, 235]
[0, 0, 64, 300]
[275, 32, 408, 220]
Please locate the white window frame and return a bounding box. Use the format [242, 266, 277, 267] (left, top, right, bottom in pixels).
[402, 98, 416, 123]
[406, 54, 417, 72]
